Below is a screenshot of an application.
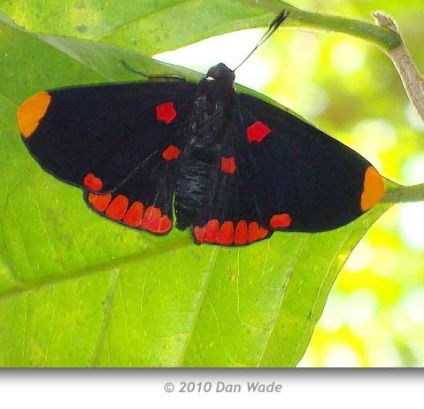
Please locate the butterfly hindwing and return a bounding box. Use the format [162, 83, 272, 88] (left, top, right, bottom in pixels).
[192, 170, 274, 246]
[84, 150, 176, 234]
[186, 111, 293, 246]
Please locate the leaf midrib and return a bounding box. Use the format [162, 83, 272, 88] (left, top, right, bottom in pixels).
[0, 236, 193, 301]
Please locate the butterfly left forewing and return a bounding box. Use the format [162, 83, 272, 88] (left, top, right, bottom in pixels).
[17, 82, 197, 193]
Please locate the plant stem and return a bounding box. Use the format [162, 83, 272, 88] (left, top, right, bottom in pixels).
[372, 12, 424, 124]
[275, 5, 402, 50]
[383, 183, 424, 204]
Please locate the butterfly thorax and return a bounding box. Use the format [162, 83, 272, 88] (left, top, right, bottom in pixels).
[174, 63, 237, 229]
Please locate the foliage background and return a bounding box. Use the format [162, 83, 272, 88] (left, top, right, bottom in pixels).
[253, 0, 424, 366]
[0, 0, 423, 367]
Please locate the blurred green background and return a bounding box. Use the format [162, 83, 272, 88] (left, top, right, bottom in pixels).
[157, 0, 424, 366]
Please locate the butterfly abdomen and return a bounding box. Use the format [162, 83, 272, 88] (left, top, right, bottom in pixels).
[175, 156, 217, 229]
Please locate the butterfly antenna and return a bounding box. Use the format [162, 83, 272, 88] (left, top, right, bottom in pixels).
[120, 60, 185, 81]
[232, 10, 290, 72]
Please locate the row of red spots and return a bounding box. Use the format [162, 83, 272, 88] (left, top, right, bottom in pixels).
[193, 213, 292, 245]
[87, 193, 172, 234]
[247, 121, 271, 143]
[193, 219, 269, 246]
[156, 102, 177, 124]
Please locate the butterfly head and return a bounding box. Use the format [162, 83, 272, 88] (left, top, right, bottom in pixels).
[200, 63, 236, 103]
[206, 63, 235, 85]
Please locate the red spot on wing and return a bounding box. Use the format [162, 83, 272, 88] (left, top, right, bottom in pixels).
[216, 221, 234, 245]
[246, 121, 271, 143]
[203, 219, 220, 243]
[140, 206, 161, 230]
[105, 195, 129, 220]
[270, 213, 292, 229]
[83, 173, 103, 191]
[122, 201, 144, 227]
[140, 206, 172, 234]
[194, 220, 220, 243]
[220, 156, 236, 174]
[234, 220, 248, 246]
[193, 226, 205, 243]
[162, 144, 181, 161]
[88, 192, 112, 212]
[157, 215, 173, 233]
[156, 102, 177, 124]
[248, 221, 268, 242]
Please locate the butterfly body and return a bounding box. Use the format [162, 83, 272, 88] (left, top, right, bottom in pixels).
[175, 63, 237, 230]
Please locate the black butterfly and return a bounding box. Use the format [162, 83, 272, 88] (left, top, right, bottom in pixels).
[17, 11, 385, 246]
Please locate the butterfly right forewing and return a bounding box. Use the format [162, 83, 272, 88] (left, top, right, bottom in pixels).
[237, 92, 385, 233]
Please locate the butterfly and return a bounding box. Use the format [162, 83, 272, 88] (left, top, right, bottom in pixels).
[16, 10, 385, 246]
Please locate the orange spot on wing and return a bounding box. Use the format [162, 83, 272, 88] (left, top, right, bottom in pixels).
[246, 121, 271, 143]
[162, 144, 181, 161]
[17, 91, 52, 138]
[360, 166, 385, 211]
[88, 192, 112, 212]
[270, 213, 292, 229]
[220, 156, 236, 174]
[123, 201, 144, 227]
[156, 102, 177, 124]
[105, 195, 129, 220]
[83, 173, 103, 191]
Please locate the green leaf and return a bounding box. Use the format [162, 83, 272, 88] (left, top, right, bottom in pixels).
[0, 0, 400, 56]
[0, 8, 394, 367]
[0, 0, 292, 55]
